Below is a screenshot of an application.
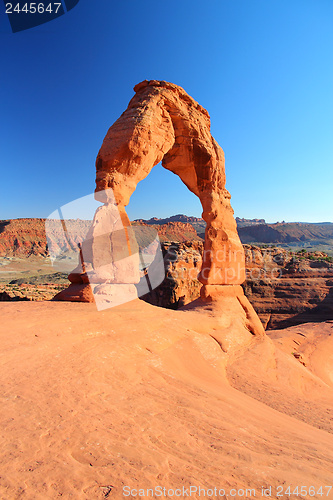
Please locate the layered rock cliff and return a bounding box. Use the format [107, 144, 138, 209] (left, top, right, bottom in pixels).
[0, 219, 49, 257]
[0, 218, 200, 258]
[0, 218, 91, 257]
[141, 243, 333, 329]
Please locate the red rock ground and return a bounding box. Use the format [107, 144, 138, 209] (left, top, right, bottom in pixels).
[0, 300, 332, 499]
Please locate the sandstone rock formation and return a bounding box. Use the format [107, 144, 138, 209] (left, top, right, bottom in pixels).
[1, 301, 332, 497]
[54, 80, 264, 336]
[0, 219, 49, 257]
[94, 80, 246, 287]
[140, 242, 333, 329]
[0, 218, 91, 258]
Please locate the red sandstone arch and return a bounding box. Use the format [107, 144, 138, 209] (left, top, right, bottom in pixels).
[55, 80, 264, 338]
[95, 80, 245, 287]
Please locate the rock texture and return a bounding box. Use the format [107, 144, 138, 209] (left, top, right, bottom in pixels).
[0, 219, 49, 257]
[94, 80, 246, 287]
[141, 243, 333, 329]
[0, 283, 64, 301]
[140, 242, 203, 309]
[242, 246, 333, 328]
[1, 301, 332, 497]
[54, 201, 141, 310]
[56, 80, 263, 336]
[0, 219, 91, 258]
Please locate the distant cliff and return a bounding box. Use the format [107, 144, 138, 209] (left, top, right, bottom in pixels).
[0, 218, 91, 257]
[1, 217, 332, 258]
[0, 219, 49, 257]
[0, 218, 201, 258]
[238, 222, 333, 244]
[135, 215, 333, 245]
[235, 217, 266, 227]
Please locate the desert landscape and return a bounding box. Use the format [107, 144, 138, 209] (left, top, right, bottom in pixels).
[0, 78, 332, 500]
[1, 217, 332, 330]
[1, 300, 332, 499]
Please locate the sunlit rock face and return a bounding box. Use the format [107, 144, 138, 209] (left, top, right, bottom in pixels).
[55, 80, 264, 336]
[95, 79, 245, 288]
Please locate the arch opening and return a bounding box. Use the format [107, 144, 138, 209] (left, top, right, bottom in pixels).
[126, 162, 203, 222]
[54, 80, 264, 338]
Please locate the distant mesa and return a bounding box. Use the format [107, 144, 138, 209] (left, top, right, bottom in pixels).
[134, 214, 205, 225]
[237, 221, 333, 244]
[235, 217, 266, 227]
[133, 215, 333, 245]
[0, 217, 332, 258]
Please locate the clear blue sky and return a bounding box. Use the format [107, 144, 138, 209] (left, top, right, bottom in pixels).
[1, 0, 332, 223]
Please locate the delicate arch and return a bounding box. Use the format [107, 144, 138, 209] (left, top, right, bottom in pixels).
[55, 80, 264, 338]
[95, 80, 244, 286]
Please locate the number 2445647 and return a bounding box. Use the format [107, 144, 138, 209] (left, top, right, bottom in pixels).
[6, 3, 62, 14]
